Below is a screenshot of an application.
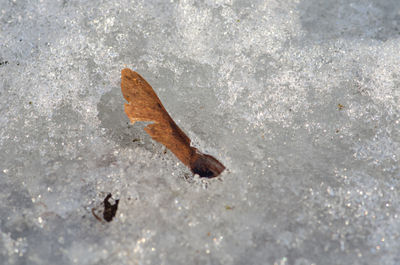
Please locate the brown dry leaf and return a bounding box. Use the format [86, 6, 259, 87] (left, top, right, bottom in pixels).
[121, 68, 225, 178]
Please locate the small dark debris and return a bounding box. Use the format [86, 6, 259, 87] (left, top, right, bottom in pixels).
[0, 61, 9, 66]
[29, 101, 32, 105]
[181, 173, 194, 183]
[103, 193, 119, 222]
[132, 138, 139, 142]
[338, 104, 344, 110]
[91, 208, 102, 222]
[335, 129, 340, 133]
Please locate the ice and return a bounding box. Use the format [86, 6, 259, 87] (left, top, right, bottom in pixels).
[1, 0, 400, 264]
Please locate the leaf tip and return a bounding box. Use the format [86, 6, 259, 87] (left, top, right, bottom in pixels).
[190, 151, 225, 178]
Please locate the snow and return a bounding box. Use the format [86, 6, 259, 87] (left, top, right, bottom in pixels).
[1, 0, 400, 264]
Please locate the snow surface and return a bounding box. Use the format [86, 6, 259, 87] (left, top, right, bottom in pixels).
[1, 0, 400, 264]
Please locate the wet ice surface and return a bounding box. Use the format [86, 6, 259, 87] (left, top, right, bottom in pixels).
[1, 0, 400, 264]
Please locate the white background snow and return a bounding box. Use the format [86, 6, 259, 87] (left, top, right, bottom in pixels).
[1, 0, 400, 264]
